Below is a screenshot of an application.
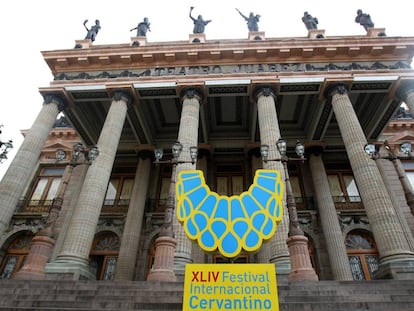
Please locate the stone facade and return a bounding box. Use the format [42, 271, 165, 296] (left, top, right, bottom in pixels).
[1, 28, 414, 292]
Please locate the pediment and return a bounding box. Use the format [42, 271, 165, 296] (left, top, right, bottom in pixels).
[43, 142, 73, 151]
[385, 132, 414, 144]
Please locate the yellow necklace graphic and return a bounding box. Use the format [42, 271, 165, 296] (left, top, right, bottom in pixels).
[176, 169, 284, 258]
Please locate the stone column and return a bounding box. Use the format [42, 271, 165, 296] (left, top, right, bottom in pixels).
[45, 90, 130, 280]
[251, 150, 271, 263]
[308, 149, 354, 280]
[51, 164, 88, 261]
[375, 158, 414, 253]
[115, 155, 151, 281]
[0, 94, 64, 237]
[327, 83, 414, 279]
[173, 88, 202, 277]
[192, 153, 208, 263]
[255, 87, 290, 274]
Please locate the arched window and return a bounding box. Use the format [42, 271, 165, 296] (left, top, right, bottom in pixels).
[306, 235, 319, 277]
[89, 231, 120, 280]
[345, 229, 379, 280]
[145, 239, 156, 279]
[0, 232, 33, 279]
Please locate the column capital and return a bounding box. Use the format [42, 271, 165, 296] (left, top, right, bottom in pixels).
[396, 80, 414, 101]
[43, 93, 66, 112]
[180, 87, 204, 102]
[110, 89, 133, 107]
[324, 83, 349, 99]
[253, 85, 276, 100]
[305, 142, 326, 156]
[137, 150, 153, 160]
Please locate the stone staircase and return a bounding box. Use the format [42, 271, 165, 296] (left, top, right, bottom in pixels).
[0, 279, 414, 310]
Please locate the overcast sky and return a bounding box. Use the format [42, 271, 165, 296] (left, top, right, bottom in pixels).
[0, 0, 412, 179]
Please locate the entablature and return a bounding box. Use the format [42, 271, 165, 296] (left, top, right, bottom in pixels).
[42, 35, 414, 76]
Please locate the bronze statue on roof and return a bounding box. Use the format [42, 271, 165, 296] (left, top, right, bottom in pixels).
[83, 19, 101, 42]
[189, 7, 211, 34]
[130, 18, 151, 37]
[355, 9, 374, 31]
[236, 8, 260, 32]
[302, 12, 318, 30]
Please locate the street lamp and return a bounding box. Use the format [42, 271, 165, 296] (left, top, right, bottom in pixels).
[14, 142, 99, 279]
[147, 141, 198, 282]
[260, 139, 318, 281]
[154, 141, 198, 165]
[153, 141, 198, 237]
[0, 125, 13, 163]
[365, 141, 414, 215]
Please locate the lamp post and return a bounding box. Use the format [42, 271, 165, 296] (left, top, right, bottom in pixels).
[364, 141, 414, 215]
[0, 125, 13, 163]
[147, 141, 197, 282]
[14, 143, 98, 279]
[261, 139, 318, 281]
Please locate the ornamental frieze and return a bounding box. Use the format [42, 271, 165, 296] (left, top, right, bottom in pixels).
[54, 61, 411, 81]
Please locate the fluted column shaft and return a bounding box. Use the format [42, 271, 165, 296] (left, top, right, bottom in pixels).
[309, 152, 353, 280]
[0, 94, 63, 237]
[115, 157, 151, 281]
[47, 91, 130, 279]
[252, 153, 271, 263]
[375, 158, 414, 252]
[255, 87, 290, 273]
[192, 155, 208, 263]
[173, 89, 201, 274]
[328, 84, 414, 275]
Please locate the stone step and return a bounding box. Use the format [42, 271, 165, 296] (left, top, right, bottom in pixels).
[2, 279, 414, 311]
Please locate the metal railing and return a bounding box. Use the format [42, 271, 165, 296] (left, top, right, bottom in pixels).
[332, 196, 363, 210]
[15, 199, 54, 213]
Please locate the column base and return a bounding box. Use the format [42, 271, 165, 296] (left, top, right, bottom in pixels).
[287, 235, 319, 282]
[173, 252, 193, 281]
[375, 258, 414, 280]
[147, 236, 177, 282]
[270, 255, 291, 274]
[14, 235, 55, 280]
[147, 269, 177, 282]
[45, 256, 95, 280]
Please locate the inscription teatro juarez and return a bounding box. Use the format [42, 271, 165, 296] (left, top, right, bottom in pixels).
[55, 61, 410, 80]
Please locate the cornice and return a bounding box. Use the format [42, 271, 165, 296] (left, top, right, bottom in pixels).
[41, 35, 414, 75]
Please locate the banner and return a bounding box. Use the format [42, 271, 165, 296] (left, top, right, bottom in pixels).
[183, 263, 279, 310]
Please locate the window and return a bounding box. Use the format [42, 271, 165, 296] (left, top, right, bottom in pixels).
[327, 172, 362, 210]
[26, 167, 65, 211]
[0, 233, 33, 279]
[103, 176, 134, 211]
[215, 164, 244, 196]
[401, 161, 414, 189]
[345, 230, 379, 280]
[89, 232, 120, 280]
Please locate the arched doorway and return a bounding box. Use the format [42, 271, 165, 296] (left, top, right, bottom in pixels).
[345, 229, 379, 280]
[89, 231, 120, 280]
[0, 232, 33, 279]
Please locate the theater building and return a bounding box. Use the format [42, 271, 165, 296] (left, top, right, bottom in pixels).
[1, 20, 414, 302]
